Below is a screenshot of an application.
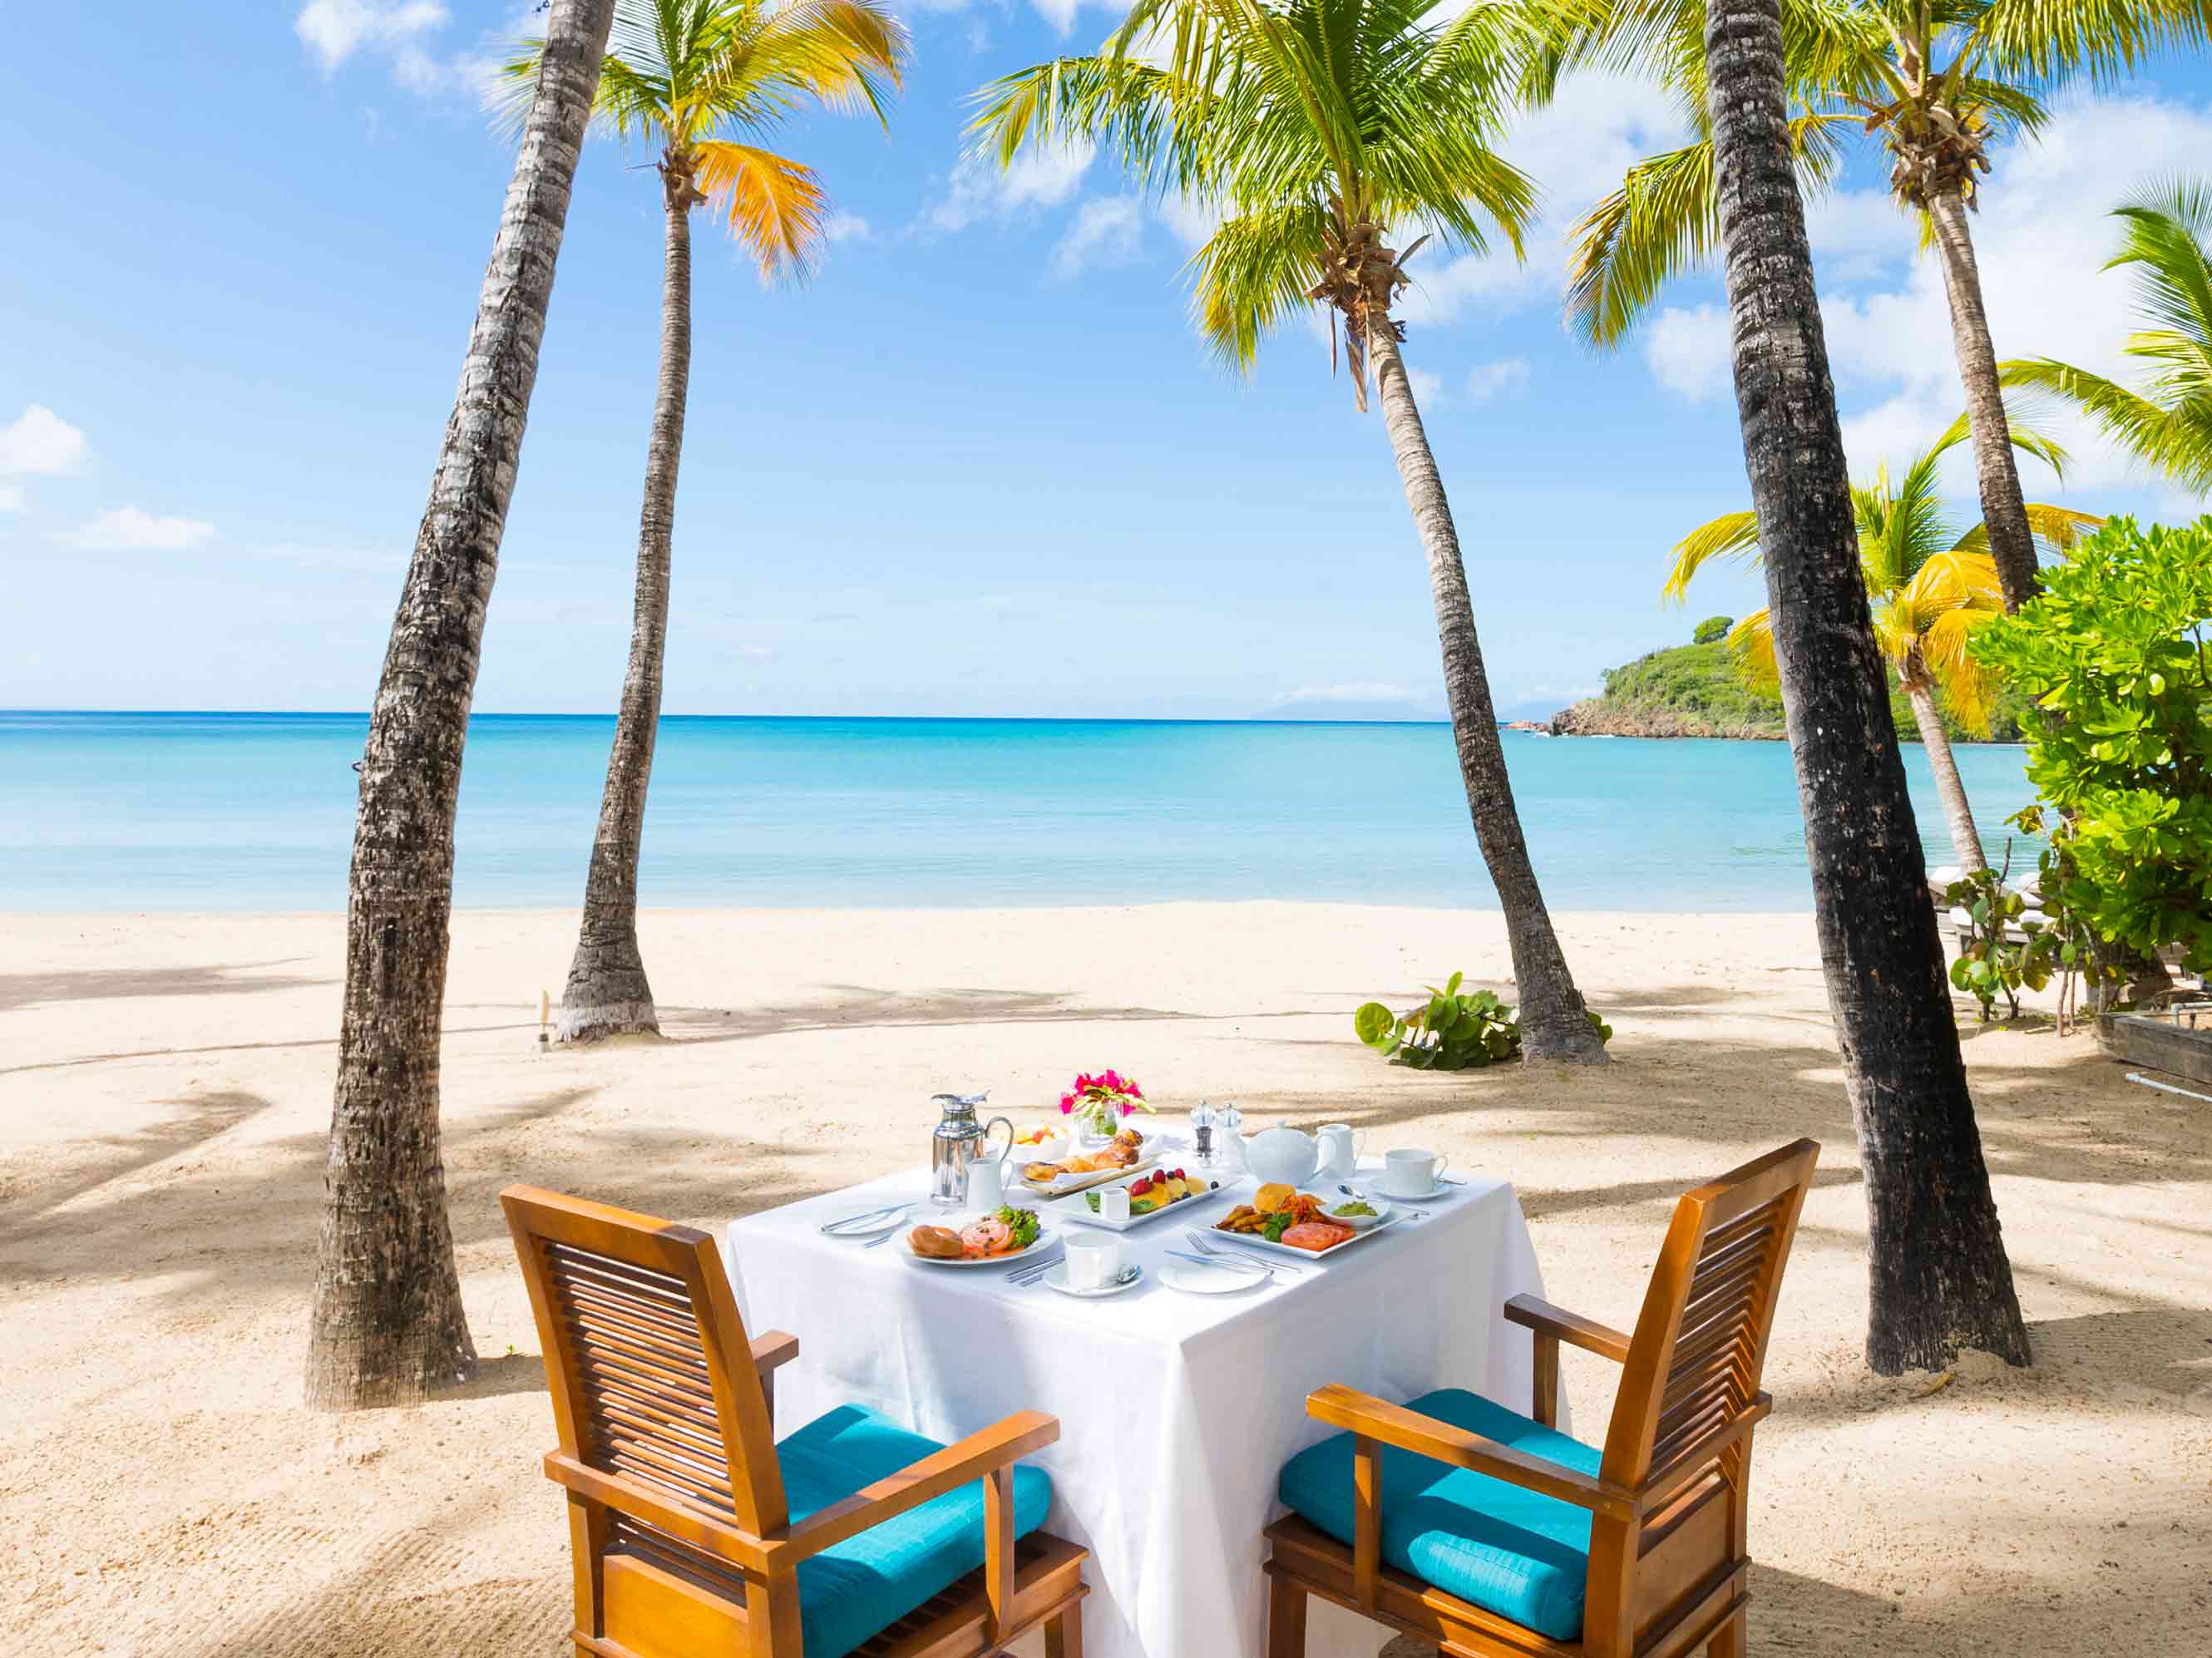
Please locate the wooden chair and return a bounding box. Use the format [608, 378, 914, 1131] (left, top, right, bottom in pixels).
[1265, 1139, 1819, 1658]
[501, 1186, 1089, 1658]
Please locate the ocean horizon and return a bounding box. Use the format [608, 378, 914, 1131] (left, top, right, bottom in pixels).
[0, 710, 2040, 913]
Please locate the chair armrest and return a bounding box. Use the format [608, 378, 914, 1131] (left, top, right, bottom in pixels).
[1306, 1384, 1636, 1520]
[777, 1409, 1060, 1565]
[750, 1330, 800, 1374]
[544, 1451, 777, 1574]
[1504, 1295, 1632, 1362]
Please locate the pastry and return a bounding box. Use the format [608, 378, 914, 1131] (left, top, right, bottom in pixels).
[908, 1225, 965, 1260]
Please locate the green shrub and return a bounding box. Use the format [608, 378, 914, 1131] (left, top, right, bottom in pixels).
[1355, 974, 1612, 1068]
[1692, 614, 1735, 645]
[1972, 516, 2212, 975]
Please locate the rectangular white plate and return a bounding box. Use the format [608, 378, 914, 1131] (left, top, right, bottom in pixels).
[1049, 1171, 1245, 1231]
[1015, 1152, 1160, 1198]
[1207, 1205, 1404, 1259]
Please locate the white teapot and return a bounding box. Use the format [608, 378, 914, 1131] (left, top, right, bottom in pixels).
[1243, 1123, 1321, 1188]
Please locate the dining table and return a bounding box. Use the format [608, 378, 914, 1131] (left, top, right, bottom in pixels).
[721, 1156, 1568, 1658]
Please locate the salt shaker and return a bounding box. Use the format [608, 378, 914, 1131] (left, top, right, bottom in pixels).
[1217, 1102, 1247, 1172]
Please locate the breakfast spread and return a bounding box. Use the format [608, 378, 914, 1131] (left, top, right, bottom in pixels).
[1084, 1167, 1216, 1216]
[1023, 1125, 1147, 1185]
[907, 1205, 1042, 1261]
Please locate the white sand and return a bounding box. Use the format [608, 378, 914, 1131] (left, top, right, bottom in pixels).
[2, 904, 2206, 1656]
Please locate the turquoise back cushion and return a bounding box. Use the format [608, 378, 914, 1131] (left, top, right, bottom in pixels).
[779, 1404, 1054, 1658]
[1277, 1388, 1602, 1641]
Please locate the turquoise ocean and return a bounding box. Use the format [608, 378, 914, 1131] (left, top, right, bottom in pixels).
[0, 712, 2040, 913]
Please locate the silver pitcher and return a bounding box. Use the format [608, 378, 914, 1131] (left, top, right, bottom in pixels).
[930, 1091, 1014, 1210]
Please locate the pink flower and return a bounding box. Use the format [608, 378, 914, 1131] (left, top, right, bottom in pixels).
[1059, 1093, 1075, 1114]
[1100, 1069, 1123, 1091]
[1125, 1079, 1143, 1098]
[1118, 1101, 1133, 1117]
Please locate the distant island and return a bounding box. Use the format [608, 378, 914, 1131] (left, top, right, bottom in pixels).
[1545, 619, 2029, 742]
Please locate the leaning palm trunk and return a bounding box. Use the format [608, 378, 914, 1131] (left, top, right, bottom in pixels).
[1705, 0, 2028, 1371]
[1368, 321, 1607, 1063]
[1928, 189, 2039, 614]
[307, 0, 615, 1410]
[558, 166, 695, 1043]
[1898, 664, 1986, 872]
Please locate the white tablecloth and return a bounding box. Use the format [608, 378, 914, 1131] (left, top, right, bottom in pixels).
[723, 1165, 1559, 1658]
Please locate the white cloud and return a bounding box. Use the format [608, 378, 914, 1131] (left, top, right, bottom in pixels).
[1399, 72, 1690, 329]
[1272, 681, 1421, 706]
[822, 212, 872, 244]
[1406, 367, 1447, 407]
[0, 484, 24, 513]
[62, 507, 216, 552]
[1643, 303, 1732, 402]
[1054, 196, 1145, 277]
[0, 405, 89, 476]
[1466, 358, 1532, 402]
[927, 140, 1094, 233]
[1647, 91, 2212, 501]
[295, 1, 447, 71]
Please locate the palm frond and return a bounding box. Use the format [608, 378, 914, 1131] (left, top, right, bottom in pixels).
[1918, 604, 1999, 735]
[1725, 609, 1780, 689]
[691, 141, 827, 276]
[1661, 508, 1761, 603]
[1971, 0, 2212, 86]
[1189, 200, 1332, 370]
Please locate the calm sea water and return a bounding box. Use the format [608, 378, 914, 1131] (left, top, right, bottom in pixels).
[0, 713, 2040, 912]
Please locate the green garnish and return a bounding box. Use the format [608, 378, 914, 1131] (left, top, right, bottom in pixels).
[1262, 1211, 1296, 1243]
[995, 1205, 1040, 1249]
[1331, 1201, 1376, 1217]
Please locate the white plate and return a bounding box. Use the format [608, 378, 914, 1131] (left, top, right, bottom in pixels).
[1015, 1151, 1159, 1198]
[1159, 1258, 1270, 1295]
[899, 1214, 1055, 1267]
[1040, 1262, 1145, 1298]
[1049, 1171, 1244, 1231]
[1211, 1206, 1405, 1259]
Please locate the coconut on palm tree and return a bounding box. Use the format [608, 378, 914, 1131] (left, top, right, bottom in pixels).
[501, 0, 907, 1043]
[2002, 177, 2212, 496]
[1549, 0, 2210, 613]
[1701, 0, 2030, 1374]
[1666, 413, 2099, 871]
[971, 0, 1608, 1061]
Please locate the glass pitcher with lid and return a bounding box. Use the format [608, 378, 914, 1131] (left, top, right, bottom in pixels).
[930, 1091, 1015, 1209]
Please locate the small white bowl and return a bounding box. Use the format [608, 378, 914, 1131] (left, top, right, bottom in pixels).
[1326, 1202, 1388, 1232]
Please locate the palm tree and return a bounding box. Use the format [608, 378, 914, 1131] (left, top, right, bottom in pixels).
[972, 0, 1608, 1061]
[2002, 177, 2212, 496]
[502, 0, 907, 1043]
[1665, 413, 2099, 871]
[307, 0, 617, 1412]
[1552, 0, 2210, 613]
[1704, 0, 2029, 1374]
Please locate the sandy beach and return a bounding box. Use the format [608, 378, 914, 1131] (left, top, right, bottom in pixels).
[2, 902, 2206, 1657]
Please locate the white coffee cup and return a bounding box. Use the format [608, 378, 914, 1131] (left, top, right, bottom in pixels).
[1064, 1231, 1123, 1291]
[1381, 1147, 1447, 1197]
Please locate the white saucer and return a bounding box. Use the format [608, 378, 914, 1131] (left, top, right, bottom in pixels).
[1159, 1259, 1269, 1295]
[1041, 1262, 1143, 1298]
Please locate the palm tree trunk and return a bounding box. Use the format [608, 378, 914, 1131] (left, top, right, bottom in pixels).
[1927, 186, 2039, 613]
[1705, 0, 2028, 1373]
[306, 0, 615, 1412]
[1899, 668, 1986, 872]
[1367, 320, 1607, 1064]
[557, 170, 694, 1042]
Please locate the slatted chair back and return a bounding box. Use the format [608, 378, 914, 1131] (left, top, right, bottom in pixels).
[1573, 1138, 1818, 1657]
[502, 1186, 788, 1539]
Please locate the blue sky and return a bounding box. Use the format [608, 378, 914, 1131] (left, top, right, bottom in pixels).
[2, 3, 2207, 721]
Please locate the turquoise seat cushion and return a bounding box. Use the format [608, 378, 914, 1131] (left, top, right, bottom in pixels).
[778, 1403, 1053, 1658]
[1277, 1388, 1600, 1641]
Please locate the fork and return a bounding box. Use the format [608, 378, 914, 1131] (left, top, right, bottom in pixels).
[1187, 1228, 1313, 1276]
[1165, 1247, 1274, 1284]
